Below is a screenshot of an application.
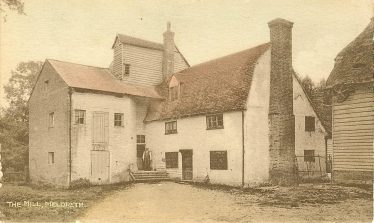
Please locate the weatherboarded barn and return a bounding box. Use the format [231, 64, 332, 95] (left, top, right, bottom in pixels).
[326, 18, 374, 184]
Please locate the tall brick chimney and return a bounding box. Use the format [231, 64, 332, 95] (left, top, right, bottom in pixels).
[162, 22, 175, 76]
[268, 18, 298, 186]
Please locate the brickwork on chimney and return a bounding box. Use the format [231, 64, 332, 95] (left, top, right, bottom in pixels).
[268, 18, 298, 185]
[162, 22, 175, 76]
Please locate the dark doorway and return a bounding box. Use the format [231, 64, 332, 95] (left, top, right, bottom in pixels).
[180, 150, 193, 180]
[136, 135, 145, 170]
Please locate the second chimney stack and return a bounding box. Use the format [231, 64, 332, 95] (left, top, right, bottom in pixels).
[163, 22, 175, 76]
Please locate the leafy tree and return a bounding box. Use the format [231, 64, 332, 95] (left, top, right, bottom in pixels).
[1, 0, 25, 21]
[300, 75, 315, 98]
[4, 61, 42, 122]
[315, 78, 327, 91]
[0, 61, 42, 172]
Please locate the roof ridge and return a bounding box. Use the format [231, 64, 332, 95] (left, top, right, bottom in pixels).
[336, 20, 374, 58]
[117, 33, 163, 45]
[47, 59, 109, 70]
[177, 42, 270, 75]
[327, 19, 373, 87]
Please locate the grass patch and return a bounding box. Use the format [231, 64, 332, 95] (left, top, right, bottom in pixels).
[0, 182, 133, 222]
[257, 184, 373, 208]
[188, 181, 241, 192]
[187, 181, 373, 208]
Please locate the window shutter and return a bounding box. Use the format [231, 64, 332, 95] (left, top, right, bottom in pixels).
[93, 112, 109, 148]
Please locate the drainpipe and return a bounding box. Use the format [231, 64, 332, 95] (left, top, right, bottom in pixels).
[241, 111, 245, 187]
[68, 88, 73, 186]
[324, 135, 328, 173]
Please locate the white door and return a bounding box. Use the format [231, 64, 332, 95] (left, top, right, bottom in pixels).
[91, 150, 110, 184]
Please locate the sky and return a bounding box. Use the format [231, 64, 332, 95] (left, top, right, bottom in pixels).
[0, 0, 372, 105]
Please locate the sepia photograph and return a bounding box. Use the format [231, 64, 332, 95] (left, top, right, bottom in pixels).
[0, 0, 373, 222]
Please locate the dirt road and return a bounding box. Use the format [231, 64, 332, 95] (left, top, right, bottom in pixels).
[79, 182, 372, 223]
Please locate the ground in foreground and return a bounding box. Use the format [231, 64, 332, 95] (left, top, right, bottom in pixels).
[0, 182, 132, 222]
[80, 182, 372, 223]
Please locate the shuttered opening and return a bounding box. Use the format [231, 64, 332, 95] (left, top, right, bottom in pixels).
[92, 112, 109, 150]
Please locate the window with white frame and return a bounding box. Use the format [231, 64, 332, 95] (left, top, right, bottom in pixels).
[114, 113, 124, 127]
[165, 121, 177, 134]
[75, 110, 86, 124]
[206, 114, 224, 130]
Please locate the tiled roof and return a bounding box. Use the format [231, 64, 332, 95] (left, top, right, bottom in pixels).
[326, 19, 374, 87]
[310, 91, 332, 136]
[114, 34, 164, 50]
[145, 43, 271, 122]
[47, 59, 162, 99]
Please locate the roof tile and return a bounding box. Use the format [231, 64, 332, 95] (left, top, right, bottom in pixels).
[48, 59, 162, 99]
[327, 19, 374, 87]
[145, 43, 271, 121]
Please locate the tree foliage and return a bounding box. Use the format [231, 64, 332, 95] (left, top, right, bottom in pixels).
[300, 75, 315, 98]
[0, 61, 42, 171]
[4, 61, 42, 122]
[1, 0, 25, 21]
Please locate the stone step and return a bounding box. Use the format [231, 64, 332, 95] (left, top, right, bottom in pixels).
[133, 173, 168, 176]
[131, 171, 170, 182]
[133, 175, 168, 178]
[134, 178, 171, 182]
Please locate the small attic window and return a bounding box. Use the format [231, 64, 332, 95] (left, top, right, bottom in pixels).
[43, 80, 49, 92]
[123, 63, 130, 76]
[169, 76, 180, 101]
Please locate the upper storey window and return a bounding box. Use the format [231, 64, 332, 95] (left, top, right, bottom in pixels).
[75, 110, 86, 124]
[206, 114, 224, 130]
[305, 116, 315, 132]
[123, 63, 130, 76]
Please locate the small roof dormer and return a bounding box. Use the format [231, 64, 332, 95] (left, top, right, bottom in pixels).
[168, 75, 180, 102]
